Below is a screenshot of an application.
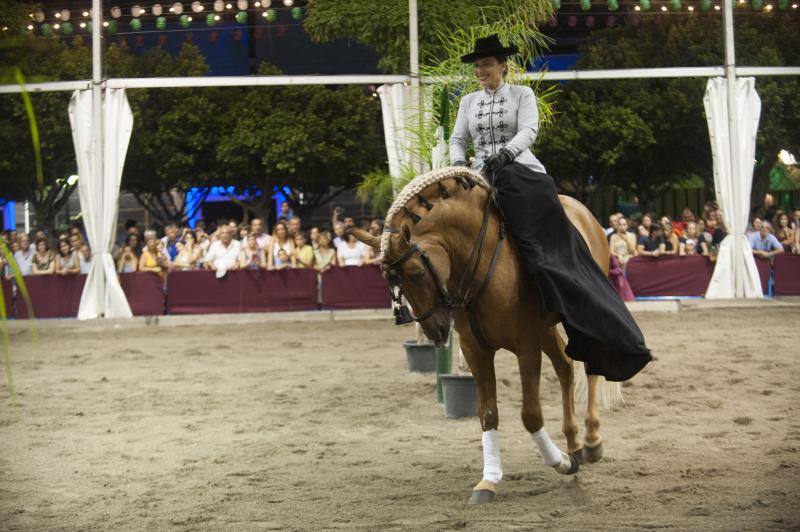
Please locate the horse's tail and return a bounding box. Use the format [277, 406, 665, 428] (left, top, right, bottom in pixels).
[573, 362, 624, 410]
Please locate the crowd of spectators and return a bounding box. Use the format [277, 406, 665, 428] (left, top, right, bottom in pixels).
[605, 202, 800, 271]
[1, 203, 385, 280]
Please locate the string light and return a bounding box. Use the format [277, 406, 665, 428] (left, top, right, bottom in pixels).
[1, 26, 7, 31]
[82, 11, 89, 17]
[255, 1, 261, 6]
[765, 3, 773, 8]
[27, 24, 33, 30]
[688, 5, 694, 10]
[54, 23, 61, 29]
[635, 5, 641, 10]
[226, 3, 233, 8]
[80, 22, 86, 28]
[262, 10, 268, 16]
[283, 0, 294, 6]
[102, 21, 109, 26]
[661, 5, 668, 10]
[714, 4, 721, 8]
[55, 12, 62, 18]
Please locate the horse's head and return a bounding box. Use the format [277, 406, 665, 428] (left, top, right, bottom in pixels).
[349, 225, 452, 346]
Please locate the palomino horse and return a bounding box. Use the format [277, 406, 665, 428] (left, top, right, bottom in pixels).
[350, 167, 618, 504]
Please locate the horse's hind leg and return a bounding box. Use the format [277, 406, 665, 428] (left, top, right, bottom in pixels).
[541, 327, 581, 457]
[583, 374, 604, 462]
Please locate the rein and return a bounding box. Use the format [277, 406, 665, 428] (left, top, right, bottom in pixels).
[382, 184, 506, 351]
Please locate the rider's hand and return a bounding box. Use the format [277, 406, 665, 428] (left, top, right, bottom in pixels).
[482, 148, 515, 179]
[450, 160, 469, 168]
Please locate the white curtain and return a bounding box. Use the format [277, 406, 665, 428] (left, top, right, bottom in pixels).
[69, 88, 134, 319]
[378, 83, 422, 184]
[703, 77, 763, 299]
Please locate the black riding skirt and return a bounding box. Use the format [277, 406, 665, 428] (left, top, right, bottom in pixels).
[492, 162, 652, 381]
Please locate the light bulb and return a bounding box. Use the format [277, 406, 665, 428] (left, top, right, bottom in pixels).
[27, 24, 33, 30]
[103, 21, 109, 26]
[765, 3, 772, 8]
[80, 22, 86, 28]
[226, 3, 233, 8]
[255, 1, 261, 6]
[55, 12, 61, 18]
[661, 5, 667, 10]
[83, 11, 89, 17]
[283, 0, 293, 6]
[262, 10, 268, 16]
[714, 4, 721, 8]
[634, 5, 641, 10]
[688, 5, 694, 10]
[53, 23, 60, 29]
[215, 15, 221, 20]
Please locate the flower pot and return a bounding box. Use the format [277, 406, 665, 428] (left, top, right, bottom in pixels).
[440, 373, 478, 418]
[403, 340, 436, 373]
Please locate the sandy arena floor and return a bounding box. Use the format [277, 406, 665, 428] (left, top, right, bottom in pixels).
[1, 305, 799, 531]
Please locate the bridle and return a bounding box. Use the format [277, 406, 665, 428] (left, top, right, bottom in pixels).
[381, 183, 506, 350]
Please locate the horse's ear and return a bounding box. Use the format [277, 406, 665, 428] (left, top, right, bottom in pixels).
[347, 227, 379, 251]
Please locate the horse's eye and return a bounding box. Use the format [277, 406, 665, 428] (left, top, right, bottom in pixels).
[410, 269, 426, 280]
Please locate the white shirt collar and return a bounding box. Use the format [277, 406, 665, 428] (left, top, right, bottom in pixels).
[483, 81, 507, 95]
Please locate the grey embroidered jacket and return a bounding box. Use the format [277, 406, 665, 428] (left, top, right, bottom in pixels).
[449, 82, 547, 174]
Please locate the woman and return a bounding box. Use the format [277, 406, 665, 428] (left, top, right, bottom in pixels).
[337, 231, 369, 267]
[309, 226, 321, 250]
[267, 222, 296, 270]
[172, 231, 202, 270]
[116, 244, 139, 273]
[449, 36, 650, 380]
[681, 221, 708, 256]
[239, 234, 267, 270]
[774, 212, 793, 252]
[294, 233, 314, 269]
[314, 232, 336, 273]
[637, 222, 666, 258]
[609, 217, 637, 269]
[660, 217, 680, 256]
[55, 240, 80, 275]
[31, 238, 56, 275]
[139, 236, 168, 275]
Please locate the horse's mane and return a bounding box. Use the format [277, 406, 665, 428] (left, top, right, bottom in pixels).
[379, 166, 490, 261]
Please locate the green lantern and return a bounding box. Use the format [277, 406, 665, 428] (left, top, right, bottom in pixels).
[131, 18, 142, 31]
[265, 8, 277, 21]
[179, 14, 191, 27]
[751, 0, 763, 9]
[639, 0, 651, 10]
[156, 16, 167, 30]
[291, 7, 303, 19]
[551, 0, 561, 9]
[701, 0, 712, 10]
[61, 21, 74, 35]
[669, 0, 681, 10]
[107, 19, 118, 33]
[778, 0, 789, 9]
[580, 0, 591, 11]
[41, 23, 52, 36]
[206, 13, 217, 26]
[236, 10, 248, 24]
[608, 0, 618, 10]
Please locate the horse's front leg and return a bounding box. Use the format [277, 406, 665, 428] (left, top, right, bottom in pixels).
[459, 334, 500, 505]
[518, 345, 580, 476]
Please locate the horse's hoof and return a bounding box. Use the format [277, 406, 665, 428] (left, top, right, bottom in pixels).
[553, 451, 579, 475]
[582, 442, 603, 463]
[570, 448, 587, 465]
[468, 489, 496, 505]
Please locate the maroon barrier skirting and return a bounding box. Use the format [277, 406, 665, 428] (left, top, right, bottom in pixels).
[321, 265, 391, 309]
[166, 269, 318, 314]
[754, 256, 771, 294]
[626, 255, 713, 297]
[15, 274, 87, 318]
[774, 253, 800, 296]
[1, 278, 11, 318]
[119, 272, 165, 316]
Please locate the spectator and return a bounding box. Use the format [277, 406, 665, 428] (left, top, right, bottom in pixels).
[369, 219, 384, 237]
[314, 232, 336, 273]
[773, 212, 793, 252]
[637, 222, 666, 258]
[125, 233, 141, 257]
[681, 206, 696, 223]
[78, 243, 93, 274]
[239, 234, 267, 270]
[288, 217, 302, 239]
[343, 216, 355, 230]
[794, 223, 800, 255]
[226, 220, 239, 241]
[682, 221, 708, 256]
[250, 218, 271, 250]
[294, 233, 314, 269]
[55, 240, 80, 275]
[161, 223, 180, 261]
[660, 217, 680, 255]
[279, 201, 294, 221]
[711, 210, 727, 245]
[746, 216, 762, 237]
[31, 238, 56, 275]
[273, 248, 292, 270]
[194, 225, 211, 256]
[68, 233, 83, 252]
[605, 213, 620, 238]
[683, 239, 698, 256]
[124, 219, 139, 237]
[238, 224, 250, 242]
[641, 213, 653, 235]
[268, 222, 295, 271]
[204, 227, 241, 276]
[116, 244, 138, 273]
[12, 233, 34, 276]
[139, 235, 169, 275]
[172, 231, 202, 270]
[309, 226, 320, 250]
[697, 218, 713, 248]
[332, 221, 346, 248]
[749, 221, 784, 260]
[142, 229, 157, 251]
[609, 217, 637, 269]
[337, 231, 369, 267]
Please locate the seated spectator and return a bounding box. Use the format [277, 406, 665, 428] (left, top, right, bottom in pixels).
[79, 243, 93, 274]
[204, 227, 241, 276]
[239, 234, 267, 270]
[116, 244, 138, 273]
[660, 217, 680, 255]
[309, 226, 320, 250]
[55, 240, 80, 275]
[332, 221, 346, 248]
[250, 218, 271, 250]
[294, 233, 314, 269]
[273, 248, 292, 270]
[637, 222, 666, 258]
[749, 221, 784, 260]
[31, 238, 55, 275]
[609, 217, 637, 269]
[314, 232, 336, 273]
[337, 232, 369, 267]
[773, 212, 793, 252]
[140, 235, 169, 275]
[172, 231, 202, 270]
[267, 222, 295, 270]
[13, 234, 34, 276]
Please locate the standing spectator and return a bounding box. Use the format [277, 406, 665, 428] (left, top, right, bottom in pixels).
[641, 213, 653, 235]
[55, 240, 80, 275]
[637, 222, 666, 258]
[749, 221, 784, 260]
[140, 235, 169, 275]
[31, 238, 56, 275]
[288, 217, 302, 239]
[124, 219, 139, 237]
[309, 226, 321, 250]
[238, 224, 250, 242]
[696, 219, 713, 249]
[172, 232, 201, 270]
[605, 213, 620, 238]
[660, 217, 680, 255]
[682, 221, 708, 256]
[194, 225, 211, 257]
[239, 234, 267, 270]
[711, 211, 727, 247]
[343, 216, 356, 230]
[746, 216, 762, 237]
[78, 243, 93, 274]
[250, 218, 271, 250]
[117, 244, 138, 273]
[279, 201, 294, 221]
[13, 233, 34, 276]
[332, 221, 346, 248]
[337, 232, 369, 267]
[204, 227, 241, 276]
[268, 222, 295, 271]
[68, 233, 83, 252]
[314, 232, 336, 273]
[125, 233, 141, 257]
[294, 233, 314, 269]
[161, 223, 180, 261]
[609, 217, 637, 269]
[369, 219, 384, 237]
[773, 212, 793, 252]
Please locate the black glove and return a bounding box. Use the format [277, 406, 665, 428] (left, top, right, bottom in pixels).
[451, 159, 469, 167]
[482, 148, 515, 180]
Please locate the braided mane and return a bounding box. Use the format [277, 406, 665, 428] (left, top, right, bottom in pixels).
[379, 166, 490, 261]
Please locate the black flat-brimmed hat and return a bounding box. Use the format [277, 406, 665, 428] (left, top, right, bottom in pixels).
[460, 34, 518, 64]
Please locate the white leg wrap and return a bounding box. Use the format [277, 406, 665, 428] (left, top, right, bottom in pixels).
[481, 429, 503, 484]
[531, 427, 562, 467]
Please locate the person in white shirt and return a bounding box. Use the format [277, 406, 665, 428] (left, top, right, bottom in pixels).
[203, 227, 241, 277]
[12, 233, 34, 276]
[78, 243, 93, 274]
[336, 232, 369, 267]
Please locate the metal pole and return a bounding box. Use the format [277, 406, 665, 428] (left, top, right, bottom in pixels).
[723, 0, 742, 298]
[92, 0, 106, 316]
[409, 0, 424, 174]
